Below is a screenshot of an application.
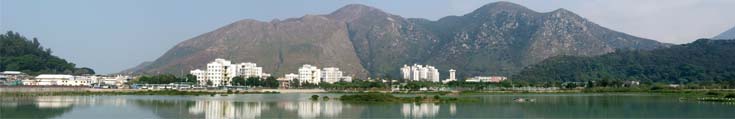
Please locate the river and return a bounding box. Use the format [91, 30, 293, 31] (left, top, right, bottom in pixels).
[1, 93, 734, 118]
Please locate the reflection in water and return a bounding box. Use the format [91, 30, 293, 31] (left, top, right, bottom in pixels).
[450, 104, 457, 116]
[291, 100, 343, 118]
[184, 100, 345, 119]
[35, 96, 74, 108]
[401, 103, 440, 118]
[7, 94, 735, 118]
[0, 96, 84, 119]
[188, 100, 269, 119]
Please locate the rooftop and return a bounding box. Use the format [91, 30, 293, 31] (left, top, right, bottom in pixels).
[36, 74, 74, 79]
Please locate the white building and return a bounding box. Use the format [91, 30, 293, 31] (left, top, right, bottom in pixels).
[443, 69, 457, 83]
[207, 59, 236, 86]
[284, 73, 299, 81]
[27, 74, 91, 86]
[321, 67, 343, 84]
[99, 75, 131, 87]
[190, 58, 270, 87]
[298, 64, 321, 84]
[465, 76, 507, 83]
[190, 69, 207, 84]
[400, 64, 440, 82]
[340, 76, 352, 82]
[1, 71, 28, 81]
[235, 62, 267, 78]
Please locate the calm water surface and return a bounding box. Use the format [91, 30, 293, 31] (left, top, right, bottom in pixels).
[2, 93, 735, 119]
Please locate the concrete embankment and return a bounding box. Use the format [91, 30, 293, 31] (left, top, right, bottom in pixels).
[0, 86, 88, 93]
[260, 89, 326, 93]
[0, 87, 326, 93]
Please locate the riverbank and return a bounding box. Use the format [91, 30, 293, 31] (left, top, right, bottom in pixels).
[0, 87, 330, 96]
[3, 87, 735, 98]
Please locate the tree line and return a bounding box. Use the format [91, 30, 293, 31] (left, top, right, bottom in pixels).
[512, 39, 735, 87]
[0, 31, 95, 75]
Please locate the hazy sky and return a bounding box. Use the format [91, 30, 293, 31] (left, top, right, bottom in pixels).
[2, 0, 734, 74]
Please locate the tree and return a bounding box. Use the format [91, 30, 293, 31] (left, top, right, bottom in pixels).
[263, 76, 279, 88]
[0, 31, 94, 75]
[245, 77, 261, 87]
[512, 39, 735, 86]
[232, 76, 246, 86]
[185, 74, 197, 83]
[290, 78, 301, 88]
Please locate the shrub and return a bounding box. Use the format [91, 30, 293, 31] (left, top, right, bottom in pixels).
[725, 93, 735, 98]
[311, 95, 320, 100]
[706, 92, 721, 96]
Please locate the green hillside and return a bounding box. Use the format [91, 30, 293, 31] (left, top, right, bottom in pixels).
[512, 39, 735, 84]
[0, 31, 94, 75]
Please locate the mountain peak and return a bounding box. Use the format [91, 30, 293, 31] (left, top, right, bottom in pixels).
[327, 4, 388, 22]
[551, 8, 571, 13]
[469, 1, 536, 15]
[547, 8, 583, 19]
[337, 4, 378, 12]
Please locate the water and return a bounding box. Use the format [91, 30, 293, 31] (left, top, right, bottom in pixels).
[2, 93, 735, 118]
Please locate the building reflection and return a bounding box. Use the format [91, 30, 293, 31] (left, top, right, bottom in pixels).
[1, 96, 94, 119]
[186, 100, 345, 119]
[34, 96, 129, 108]
[450, 104, 457, 116]
[35, 96, 76, 108]
[290, 100, 343, 118]
[188, 100, 269, 119]
[401, 103, 440, 118]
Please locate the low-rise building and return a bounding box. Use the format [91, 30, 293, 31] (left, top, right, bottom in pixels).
[99, 75, 131, 87]
[339, 76, 352, 82]
[284, 73, 299, 81]
[0, 71, 29, 85]
[276, 78, 291, 89]
[1, 71, 30, 81]
[624, 81, 640, 87]
[465, 76, 507, 83]
[443, 69, 457, 83]
[32, 74, 91, 86]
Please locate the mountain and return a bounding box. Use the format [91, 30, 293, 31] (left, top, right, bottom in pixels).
[0, 31, 95, 75]
[130, 2, 668, 79]
[713, 26, 735, 39]
[118, 61, 152, 75]
[512, 39, 735, 83]
[138, 15, 369, 77]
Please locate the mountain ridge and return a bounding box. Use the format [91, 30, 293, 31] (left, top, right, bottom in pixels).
[128, 2, 669, 79]
[714, 26, 735, 39]
[512, 39, 735, 83]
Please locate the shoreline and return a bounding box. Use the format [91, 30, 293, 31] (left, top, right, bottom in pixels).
[0, 87, 329, 96]
[3, 86, 735, 95]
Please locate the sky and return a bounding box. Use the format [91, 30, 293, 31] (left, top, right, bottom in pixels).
[2, 0, 734, 74]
